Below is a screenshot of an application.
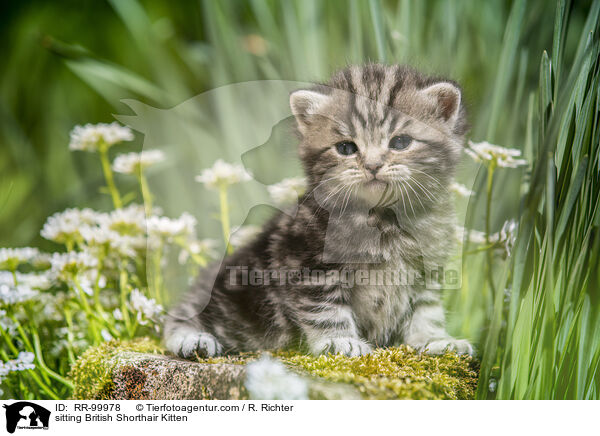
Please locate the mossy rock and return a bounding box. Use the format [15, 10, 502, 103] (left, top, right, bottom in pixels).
[69, 338, 163, 400]
[70, 340, 478, 400]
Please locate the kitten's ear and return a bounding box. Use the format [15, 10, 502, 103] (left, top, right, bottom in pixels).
[290, 89, 331, 134]
[421, 82, 462, 125]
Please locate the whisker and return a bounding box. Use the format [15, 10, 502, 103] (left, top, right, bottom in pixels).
[408, 168, 449, 193]
[409, 176, 438, 202]
[404, 181, 426, 212]
[396, 182, 413, 227]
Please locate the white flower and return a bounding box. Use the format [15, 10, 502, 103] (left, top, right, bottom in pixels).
[78, 215, 147, 258]
[195, 159, 252, 189]
[80, 224, 118, 246]
[455, 226, 487, 245]
[113, 308, 123, 321]
[147, 213, 196, 241]
[41, 208, 103, 244]
[129, 289, 163, 325]
[112, 150, 165, 175]
[0, 247, 39, 270]
[449, 182, 474, 198]
[50, 251, 98, 281]
[0, 271, 51, 290]
[465, 140, 528, 168]
[229, 225, 260, 249]
[0, 309, 17, 334]
[245, 355, 308, 400]
[497, 219, 518, 257]
[0, 352, 36, 377]
[78, 270, 107, 296]
[109, 234, 146, 257]
[69, 122, 134, 152]
[178, 239, 218, 265]
[456, 220, 518, 255]
[267, 177, 306, 205]
[0, 283, 37, 305]
[100, 329, 113, 342]
[98, 204, 147, 236]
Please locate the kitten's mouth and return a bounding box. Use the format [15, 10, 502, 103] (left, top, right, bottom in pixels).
[364, 178, 388, 188]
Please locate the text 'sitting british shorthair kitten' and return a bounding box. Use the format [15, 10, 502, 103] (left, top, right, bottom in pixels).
[165, 64, 473, 358]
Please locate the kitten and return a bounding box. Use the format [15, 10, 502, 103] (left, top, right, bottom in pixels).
[165, 64, 473, 358]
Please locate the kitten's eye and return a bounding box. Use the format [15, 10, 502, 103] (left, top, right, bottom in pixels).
[389, 135, 413, 151]
[335, 141, 358, 156]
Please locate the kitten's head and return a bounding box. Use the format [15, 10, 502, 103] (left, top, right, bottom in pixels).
[290, 64, 468, 217]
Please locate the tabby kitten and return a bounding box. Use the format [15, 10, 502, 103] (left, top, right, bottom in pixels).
[165, 64, 473, 358]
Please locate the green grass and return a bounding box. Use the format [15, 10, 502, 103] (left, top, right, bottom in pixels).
[1, 0, 599, 399]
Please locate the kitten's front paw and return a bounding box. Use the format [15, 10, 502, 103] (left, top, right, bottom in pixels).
[422, 338, 473, 356]
[310, 337, 372, 357]
[166, 330, 223, 358]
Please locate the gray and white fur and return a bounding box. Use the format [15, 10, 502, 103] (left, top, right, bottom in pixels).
[164, 64, 473, 358]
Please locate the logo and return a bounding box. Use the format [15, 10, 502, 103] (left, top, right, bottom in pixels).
[2, 402, 50, 434]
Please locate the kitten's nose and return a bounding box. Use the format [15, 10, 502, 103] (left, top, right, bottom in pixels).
[365, 162, 383, 176]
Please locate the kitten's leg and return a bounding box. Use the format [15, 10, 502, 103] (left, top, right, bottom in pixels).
[163, 303, 223, 358]
[403, 290, 473, 355]
[297, 290, 372, 357]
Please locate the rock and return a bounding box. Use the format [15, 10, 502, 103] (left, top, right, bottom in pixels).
[110, 352, 248, 400]
[69, 339, 478, 400]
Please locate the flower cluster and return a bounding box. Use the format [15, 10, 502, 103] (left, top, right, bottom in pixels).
[50, 251, 98, 282]
[456, 219, 518, 257]
[130, 289, 164, 327]
[268, 177, 306, 205]
[465, 140, 527, 168]
[195, 159, 252, 190]
[0, 247, 39, 271]
[69, 122, 134, 152]
[41, 208, 101, 245]
[0, 352, 35, 376]
[112, 150, 165, 175]
[146, 213, 196, 242]
[0, 283, 37, 305]
[449, 182, 474, 198]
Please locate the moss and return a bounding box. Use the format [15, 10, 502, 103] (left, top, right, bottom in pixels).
[196, 346, 478, 400]
[273, 346, 478, 400]
[69, 338, 163, 399]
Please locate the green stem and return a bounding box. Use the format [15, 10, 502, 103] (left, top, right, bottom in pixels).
[72, 277, 102, 344]
[119, 264, 133, 337]
[0, 323, 20, 355]
[485, 162, 498, 296]
[31, 330, 74, 389]
[99, 143, 122, 208]
[151, 240, 165, 306]
[10, 314, 35, 352]
[63, 307, 76, 365]
[219, 185, 233, 254]
[11, 269, 18, 286]
[25, 370, 61, 400]
[138, 170, 153, 217]
[93, 254, 105, 312]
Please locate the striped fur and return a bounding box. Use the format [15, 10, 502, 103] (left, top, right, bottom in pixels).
[165, 64, 473, 358]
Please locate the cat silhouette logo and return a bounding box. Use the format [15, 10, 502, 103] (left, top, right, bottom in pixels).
[114, 79, 463, 290]
[2, 402, 50, 433]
